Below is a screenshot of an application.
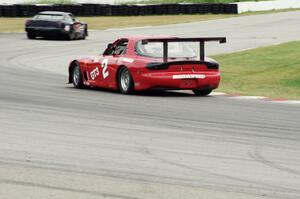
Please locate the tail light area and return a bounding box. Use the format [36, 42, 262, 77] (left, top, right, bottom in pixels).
[146, 61, 219, 72]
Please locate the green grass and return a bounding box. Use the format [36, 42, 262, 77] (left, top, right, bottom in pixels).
[0, 18, 27, 32]
[1, 8, 299, 33]
[213, 41, 300, 99]
[78, 14, 233, 30]
[120, 0, 268, 4]
[0, 14, 235, 32]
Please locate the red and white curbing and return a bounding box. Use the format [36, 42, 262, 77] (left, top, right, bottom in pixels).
[211, 92, 300, 104]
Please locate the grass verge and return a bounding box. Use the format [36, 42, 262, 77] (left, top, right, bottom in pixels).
[79, 14, 233, 30]
[0, 8, 299, 33]
[213, 41, 300, 99]
[0, 14, 234, 32]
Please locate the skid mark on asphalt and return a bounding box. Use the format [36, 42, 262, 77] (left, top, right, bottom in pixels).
[143, 146, 300, 198]
[0, 157, 216, 189]
[249, 148, 300, 176]
[0, 178, 141, 199]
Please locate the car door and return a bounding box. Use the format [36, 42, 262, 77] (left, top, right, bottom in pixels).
[84, 46, 116, 88]
[84, 57, 101, 86]
[94, 39, 129, 89]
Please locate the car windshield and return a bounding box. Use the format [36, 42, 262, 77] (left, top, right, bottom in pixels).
[136, 41, 197, 58]
[34, 14, 64, 21]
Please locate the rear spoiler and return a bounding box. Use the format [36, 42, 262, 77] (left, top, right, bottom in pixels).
[141, 37, 226, 62]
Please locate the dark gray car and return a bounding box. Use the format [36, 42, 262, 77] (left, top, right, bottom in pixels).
[25, 11, 88, 40]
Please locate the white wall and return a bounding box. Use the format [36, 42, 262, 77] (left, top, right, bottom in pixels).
[237, 0, 300, 13]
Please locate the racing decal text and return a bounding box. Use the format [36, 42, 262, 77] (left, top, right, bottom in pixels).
[101, 59, 109, 79]
[90, 67, 100, 80]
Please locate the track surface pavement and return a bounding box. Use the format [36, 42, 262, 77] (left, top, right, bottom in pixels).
[0, 11, 300, 199]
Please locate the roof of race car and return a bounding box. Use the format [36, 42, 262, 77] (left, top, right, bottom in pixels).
[37, 11, 72, 15]
[123, 35, 177, 41]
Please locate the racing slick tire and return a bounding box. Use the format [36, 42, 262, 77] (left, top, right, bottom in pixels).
[72, 62, 84, 88]
[81, 33, 86, 40]
[192, 89, 212, 96]
[118, 67, 134, 94]
[82, 26, 88, 40]
[27, 32, 36, 39]
[67, 29, 76, 40]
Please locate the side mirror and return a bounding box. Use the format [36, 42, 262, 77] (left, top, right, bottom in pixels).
[103, 43, 115, 55]
[107, 43, 114, 49]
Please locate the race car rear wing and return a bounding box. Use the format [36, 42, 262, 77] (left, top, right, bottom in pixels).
[141, 37, 226, 62]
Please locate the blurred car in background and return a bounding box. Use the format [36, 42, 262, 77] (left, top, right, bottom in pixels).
[25, 11, 88, 40]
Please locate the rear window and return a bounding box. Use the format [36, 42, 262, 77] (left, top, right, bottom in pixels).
[34, 14, 64, 21]
[136, 41, 197, 58]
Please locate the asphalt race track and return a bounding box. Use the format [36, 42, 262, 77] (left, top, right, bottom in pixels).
[0, 11, 300, 199]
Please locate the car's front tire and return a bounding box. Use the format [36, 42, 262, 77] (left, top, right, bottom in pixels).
[72, 63, 84, 88]
[27, 32, 36, 39]
[118, 67, 134, 94]
[192, 89, 212, 96]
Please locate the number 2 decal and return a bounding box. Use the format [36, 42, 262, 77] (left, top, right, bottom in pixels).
[101, 58, 109, 79]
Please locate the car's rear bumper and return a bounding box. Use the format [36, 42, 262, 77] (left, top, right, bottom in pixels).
[133, 71, 220, 91]
[26, 27, 68, 36]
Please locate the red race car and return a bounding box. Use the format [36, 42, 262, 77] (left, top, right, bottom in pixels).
[68, 36, 226, 95]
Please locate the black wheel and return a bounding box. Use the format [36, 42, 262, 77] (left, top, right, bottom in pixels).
[81, 33, 86, 40]
[192, 89, 212, 96]
[72, 63, 84, 88]
[67, 29, 76, 40]
[118, 67, 134, 94]
[27, 32, 35, 39]
[85, 26, 88, 36]
[82, 26, 87, 40]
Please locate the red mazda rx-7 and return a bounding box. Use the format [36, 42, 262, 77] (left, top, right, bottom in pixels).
[68, 36, 226, 95]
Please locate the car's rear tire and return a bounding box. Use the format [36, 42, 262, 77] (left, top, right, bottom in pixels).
[72, 63, 84, 88]
[192, 89, 212, 96]
[68, 29, 76, 40]
[118, 67, 134, 94]
[27, 32, 35, 39]
[81, 26, 87, 40]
